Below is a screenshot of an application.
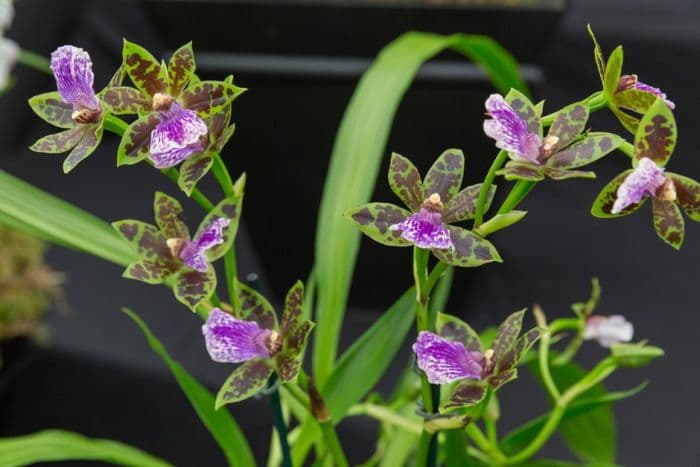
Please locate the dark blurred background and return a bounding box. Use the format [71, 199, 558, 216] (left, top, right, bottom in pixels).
[0, 0, 698, 465]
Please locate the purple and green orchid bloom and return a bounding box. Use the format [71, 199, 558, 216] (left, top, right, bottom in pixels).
[203, 281, 314, 407]
[413, 310, 540, 413]
[345, 149, 502, 267]
[485, 90, 623, 182]
[102, 40, 243, 169]
[29, 45, 124, 173]
[592, 99, 700, 250]
[588, 26, 675, 133]
[113, 181, 243, 310]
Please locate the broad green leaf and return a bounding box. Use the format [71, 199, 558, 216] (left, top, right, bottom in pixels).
[668, 173, 700, 221]
[432, 225, 502, 267]
[423, 148, 465, 203]
[388, 152, 424, 212]
[590, 170, 645, 218]
[168, 41, 196, 96]
[28, 91, 74, 128]
[63, 122, 104, 173]
[603, 46, 623, 100]
[313, 31, 527, 383]
[634, 98, 676, 167]
[173, 267, 217, 311]
[547, 133, 622, 170]
[321, 288, 416, 422]
[179, 152, 214, 195]
[473, 210, 527, 237]
[117, 112, 160, 166]
[0, 430, 171, 467]
[0, 170, 140, 266]
[344, 202, 412, 247]
[440, 379, 487, 413]
[123, 309, 255, 467]
[101, 86, 151, 114]
[497, 162, 544, 182]
[181, 80, 245, 117]
[216, 359, 274, 407]
[443, 183, 496, 224]
[505, 88, 541, 137]
[122, 39, 168, 97]
[154, 192, 190, 240]
[436, 311, 482, 352]
[651, 198, 684, 249]
[610, 342, 664, 368]
[30, 126, 85, 154]
[546, 103, 588, 149]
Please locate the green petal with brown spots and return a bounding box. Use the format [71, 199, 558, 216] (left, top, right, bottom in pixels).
[547, 103, 589, 149]
[178, 151, 214, 196]
[284, 320, 313, 358]
[28, 91, 74, 129]
[614, 88, 657, 115]
[436, 312, 482, 352]
[488, 368, 517, 390]
[543, 167, 596, 180]
[216, 125, 236, 153]
[388, 152, 424, 212]
[440, 380, 486, 413]
[611, 105, 641, 134]
[491, 309, 525, 363]
[591, 170, 646, 218]
[652, 198, 684, 250]
[173, 267, 216, 311]
[432, 225, 502, 268]
[442, 183, 495, 224]
[587, 25, 606, 84]
[196, 192, 243, 262]
[496, 327, 541, 373]
[546, 132, 622, 170]
[154, 192, 190, 240]
[634, 98, 676, 167]
[207, 104, 231, 143]
[117, 112, 161, 166]
[423, 149, 465, 204]
[30, 126, 85, 154]
[181, 80, 245, 118]
[668, 173, 700, 221]
[344, 203, 411, 247]
[496, 161, 544, 182]
[112, 220, 171, 260]
[63, 122, 103, 173]
[603, 45, 623, 100]
[167, 41, 195, 96]
[122, 39, 168, 98]
[105, 65, 125, 89]
[280, 281, 303, 338]
[215, 359, 273, 408]
[505, 89, 541, 137]
[275, 352, 301, 382]
[234, 278, 278, 330]
[101, 86, 151, 115]
[123, 258, 179, 284]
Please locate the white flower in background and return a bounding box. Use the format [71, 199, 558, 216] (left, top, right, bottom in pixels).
[0, 0, 17, 90]
[0, 0, 13, 31]
[584, 315, 634, 348]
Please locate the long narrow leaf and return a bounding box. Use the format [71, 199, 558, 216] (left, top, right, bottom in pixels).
[313, 31, 527, 382]
[0, 430, 172, 467]
[122, 308, 256, 467]
[0, 170, 138, 266]
[322, 288, 415, 423]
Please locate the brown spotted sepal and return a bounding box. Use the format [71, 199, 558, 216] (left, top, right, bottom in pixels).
[345, 149, 501, 268]
[209, 280, 314, 407]
[113, 186, 243, 310]
[591, 99, 697, 250]
[493, 91, 623, 182]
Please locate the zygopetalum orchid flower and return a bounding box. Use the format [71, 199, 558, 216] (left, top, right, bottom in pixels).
[413, 310, 540, 412]
[588, 26, 675, 133]
[102, 41, 243, 170]
[584, 314, 633, 348]
[113, 181, 243, 310]
[592, 99, 700, 249]
[29, 45, 124, 173]
[203, 281, 314, 406]
[484, 90, 622, 182]
[345, 149, 501, 267]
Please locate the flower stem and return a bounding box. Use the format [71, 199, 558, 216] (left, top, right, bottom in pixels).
[17, 49, 51, 75]
[268, 374, 293, 467]
[618, 141, 635, 159]
[538, 330, 560, 401]
[465, 423, 507, 463]
[496, 180, 536, 215]
[474, 150, 508, 227]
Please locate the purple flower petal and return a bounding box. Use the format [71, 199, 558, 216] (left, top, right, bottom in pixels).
[179, 217, 230, 272]
[50, 45, 99, 111]
[635, 80, 675, 110]
[149, 102, 208, 169]
[413, 331, 483, 384]
[483, 94, 542, 164]
[584, 315, 634, 348]
[612, 158, 666, 214]
[202, 308, 272, 363]
[389, 208, 452, 250]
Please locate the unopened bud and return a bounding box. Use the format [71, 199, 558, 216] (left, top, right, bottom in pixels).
[308, 378, 330, 422]
[533, 304, 547, 328]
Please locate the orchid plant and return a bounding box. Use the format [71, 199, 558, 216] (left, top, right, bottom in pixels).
[0, 24, 687, 467]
